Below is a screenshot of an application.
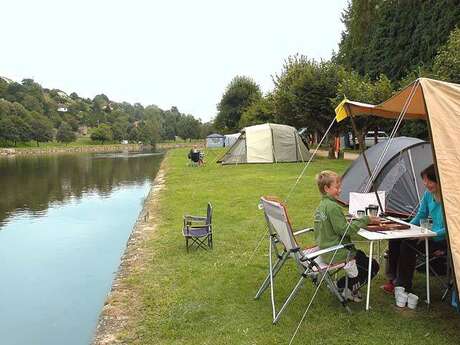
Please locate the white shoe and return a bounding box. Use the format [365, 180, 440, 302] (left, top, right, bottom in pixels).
[342, 288, 363, 302]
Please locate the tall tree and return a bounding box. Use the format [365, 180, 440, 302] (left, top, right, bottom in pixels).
[56, 122, 77, 144]
[239, 93, 275, 128]
[433, 27, 460, 84]
[90, 124, 113, 144]
[30, 114, 54, 146]
[273, 56, 340, 133]
[215, 76, 262, 132]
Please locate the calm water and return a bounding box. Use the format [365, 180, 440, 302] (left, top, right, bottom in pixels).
[0, 151, 163, 345]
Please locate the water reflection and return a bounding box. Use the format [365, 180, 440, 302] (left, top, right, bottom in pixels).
[0, 151, 164, 227]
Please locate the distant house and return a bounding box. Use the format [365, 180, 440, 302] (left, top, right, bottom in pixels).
[57, 106, 68, 112]
[206, 133, 225, 148]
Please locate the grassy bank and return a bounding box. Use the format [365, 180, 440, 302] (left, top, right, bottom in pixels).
[121, 148, 459, 345]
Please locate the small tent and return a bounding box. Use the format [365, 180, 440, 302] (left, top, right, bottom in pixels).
[338, 137, 433, 216]
[218, 123, 311, 164]
[206, 133, 225, 148]
[336, 78, 460, 296]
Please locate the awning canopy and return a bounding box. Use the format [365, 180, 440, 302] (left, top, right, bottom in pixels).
[335, 77, 460, 291]
[335, 78, 460, 121]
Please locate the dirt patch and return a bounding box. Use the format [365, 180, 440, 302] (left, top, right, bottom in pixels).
[91, 159, 167, 345]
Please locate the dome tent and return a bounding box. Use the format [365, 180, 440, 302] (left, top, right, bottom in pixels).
[337, 137, 433, 216]
[218, 123, 311, 165]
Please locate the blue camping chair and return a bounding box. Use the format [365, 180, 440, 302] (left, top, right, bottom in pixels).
[183, 203, 213, 252]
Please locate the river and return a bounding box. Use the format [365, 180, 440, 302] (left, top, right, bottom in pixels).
[0, 151, 163, 345]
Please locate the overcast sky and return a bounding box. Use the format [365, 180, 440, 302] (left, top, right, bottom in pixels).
[1, 0, 348, 122]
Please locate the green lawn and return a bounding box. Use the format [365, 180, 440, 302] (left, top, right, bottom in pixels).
[122, 148, 459, 345]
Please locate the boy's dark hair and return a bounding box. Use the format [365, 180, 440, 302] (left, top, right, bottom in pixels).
[421, 164, 437, 182]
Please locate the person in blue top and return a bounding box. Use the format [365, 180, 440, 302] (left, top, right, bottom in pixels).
[383, 164, 446, 293]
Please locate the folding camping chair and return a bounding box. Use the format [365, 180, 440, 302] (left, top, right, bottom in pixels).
[255, 196, 354, 324]
[412, 241, 451, 299]
[183, 202, 213, 252]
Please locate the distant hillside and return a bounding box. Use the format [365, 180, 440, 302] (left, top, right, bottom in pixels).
[0, 77, 213, 147]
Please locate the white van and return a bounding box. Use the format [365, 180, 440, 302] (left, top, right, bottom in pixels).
[365, 131, 389, 147]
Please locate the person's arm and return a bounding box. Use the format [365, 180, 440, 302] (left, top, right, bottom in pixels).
[327, 203, 369, 236]
[410, 192, 429, 226]
[433, 226, 446, 239]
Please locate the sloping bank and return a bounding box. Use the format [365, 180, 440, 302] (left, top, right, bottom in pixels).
[91, 156, 167, 345]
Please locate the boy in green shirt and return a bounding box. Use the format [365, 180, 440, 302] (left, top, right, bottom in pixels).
[314, 170, 380, 301]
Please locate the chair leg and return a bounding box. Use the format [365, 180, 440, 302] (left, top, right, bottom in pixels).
[323, 272, 352, 314]
[254, 251, 289, 299]
[273, 275, 306, 324]
[186, 237, 189, 253]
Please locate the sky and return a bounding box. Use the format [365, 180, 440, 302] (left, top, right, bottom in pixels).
[1, 0, 348, 122]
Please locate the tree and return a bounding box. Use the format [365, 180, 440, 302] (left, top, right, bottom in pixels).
[90, 124, 113, 144]
[433, 27, 460, 84]
[138, 120, 160, 145]
[273, 56, 340, 133]
[338, 0, 460, 80]
[176, 115, 201, 141]
[30, 114, 54, 146]
[128, 126, 140, 143]
[215, 76, 262, 132]
[0, 116, 18, 145]
[56, 122, 76, 144]
[239, 94, 275, 128]
[334, 69, 393, 150]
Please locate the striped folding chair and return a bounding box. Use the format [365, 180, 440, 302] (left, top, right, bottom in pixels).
[255, 196, 353, 323]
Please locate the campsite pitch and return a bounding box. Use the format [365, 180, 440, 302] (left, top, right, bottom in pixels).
[109, 148, 459, 345]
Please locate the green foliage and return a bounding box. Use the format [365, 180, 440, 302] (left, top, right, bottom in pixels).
[338, 0, 460, 80]
[0, 76, 206, 147]
[56, 122, 77, 144]
[239, 93, 275, 128]
[176, 115, 201, 140]
[215, 76, 262, 132]
[90, 124, 113, 143]
[433, 27, 460, 83]
[272, 55, 340, 132]
[30, 114, 54, 146]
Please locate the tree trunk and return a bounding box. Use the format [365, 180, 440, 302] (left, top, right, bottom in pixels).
[36, 141, 39, 147]
[357, 129, 365, 152]
[328, 135, 335, 159]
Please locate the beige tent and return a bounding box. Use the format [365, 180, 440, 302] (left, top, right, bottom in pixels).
[336, 78, 460, 291]
[218, 123, 311, 164]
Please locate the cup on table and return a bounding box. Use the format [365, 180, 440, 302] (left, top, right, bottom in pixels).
[395, 291, 408, 308]
[366, 204, 379, 217]
[420, 218, 432, 233]
[407, 293, 419, 310]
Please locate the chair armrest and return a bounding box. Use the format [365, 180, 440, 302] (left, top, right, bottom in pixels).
[184, 215, 207, 221]
[293, 228, 314, 236]
[303, 243, 353, 260]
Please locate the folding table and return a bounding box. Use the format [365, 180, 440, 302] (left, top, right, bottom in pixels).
[357, 216, 436, 310]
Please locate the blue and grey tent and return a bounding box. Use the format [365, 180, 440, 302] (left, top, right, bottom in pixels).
[338, 137, 433, 216]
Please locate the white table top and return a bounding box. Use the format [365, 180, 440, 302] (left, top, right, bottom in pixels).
[357, 216, 437, 240]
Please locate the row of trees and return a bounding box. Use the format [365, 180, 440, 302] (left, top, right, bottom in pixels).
[0, 78, 213, 147]
[214, 0, 460, 152]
